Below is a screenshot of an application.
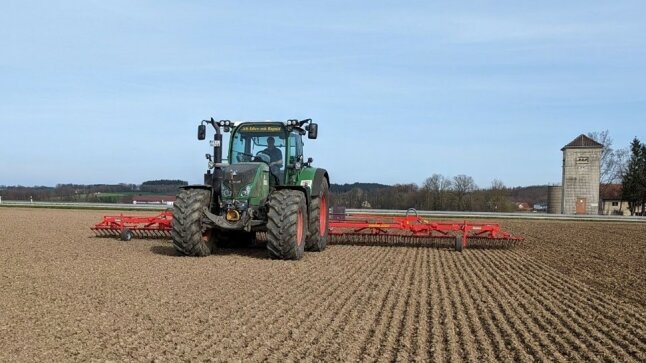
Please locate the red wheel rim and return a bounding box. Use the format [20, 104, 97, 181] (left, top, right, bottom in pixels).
[319, 195, 328, 236]
[296, 209, 304, 246]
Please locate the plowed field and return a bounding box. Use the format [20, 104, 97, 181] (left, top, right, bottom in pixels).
[0, 208, 644, 362]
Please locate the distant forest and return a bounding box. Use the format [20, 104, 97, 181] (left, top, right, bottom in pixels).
[0, 180, 188, 204]
[330, 180, 547, 212]
[1, 178, 547, 211]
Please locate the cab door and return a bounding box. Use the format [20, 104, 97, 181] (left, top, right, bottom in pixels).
[287, 132, 304, 183]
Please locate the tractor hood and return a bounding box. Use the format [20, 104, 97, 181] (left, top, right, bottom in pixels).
[221, 162, 269, 201]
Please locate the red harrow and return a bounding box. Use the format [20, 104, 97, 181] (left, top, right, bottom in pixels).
[91, 211, 173, 241]
[328, 209, 524, 251]
[91, 208, 523, 251]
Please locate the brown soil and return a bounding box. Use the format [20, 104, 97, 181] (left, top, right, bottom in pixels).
[504, 219, 646, 307]
[0, 208, 644, 362]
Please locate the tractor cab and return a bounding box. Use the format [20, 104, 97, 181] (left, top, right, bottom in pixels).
[230, 123, 288, 183]
[229, 122, 307, 185]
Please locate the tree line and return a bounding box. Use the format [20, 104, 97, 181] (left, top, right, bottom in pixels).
[329, 175, 535, 212]
[0, 180, 187, 202]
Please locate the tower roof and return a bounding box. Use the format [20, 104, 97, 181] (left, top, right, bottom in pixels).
[561, 134, 603, 150]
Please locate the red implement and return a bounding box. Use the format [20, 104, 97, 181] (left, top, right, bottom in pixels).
[328, 209, 524, 251]
[91, 211, 173, 241]
[91, 208, 523, 251]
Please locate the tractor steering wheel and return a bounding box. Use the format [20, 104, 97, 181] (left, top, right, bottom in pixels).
[236, 152, 253, 162]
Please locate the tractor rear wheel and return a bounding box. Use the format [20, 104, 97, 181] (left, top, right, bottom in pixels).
[306, 179, 329, 252]
[171, 188, 212, 257]
[266, 190, 307, 260]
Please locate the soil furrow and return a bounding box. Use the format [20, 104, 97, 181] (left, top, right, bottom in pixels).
[356, 247, 417, 361]
[306, 246, 407, 361]
[376, 247, 421, 362]
[447, 254, 502, 362]
[435, 251, 461, 362]
[427, 250, 444, 362]
[490, 250, 646, 357]
[411, 248, 431, 362]
[440, 253, 480, 362]
[282, 246, 396, 361]
[466, 250, 591, 362]
[481, 250, 639, 361]
[392, 247, 426, 362]
[461, 251, 554, 362]
[253, 245, 389, 361]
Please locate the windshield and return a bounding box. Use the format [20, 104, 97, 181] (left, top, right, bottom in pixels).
[231, 131, 286, 167]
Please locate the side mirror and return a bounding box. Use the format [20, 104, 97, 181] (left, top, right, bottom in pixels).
[308, 123, 318, 139]
[198, 125, 206, 140]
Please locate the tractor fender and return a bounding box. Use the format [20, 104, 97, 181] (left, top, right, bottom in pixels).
[296, 168, 329, 198]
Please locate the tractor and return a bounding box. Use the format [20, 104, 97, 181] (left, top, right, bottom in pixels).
[171, 119, 330, 260]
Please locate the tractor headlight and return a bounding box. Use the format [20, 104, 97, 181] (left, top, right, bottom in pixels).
[222, 184, 232, 198]
[239, 184, 252, 198]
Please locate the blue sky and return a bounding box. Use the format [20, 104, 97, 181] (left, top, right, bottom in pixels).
[1, 1, 644, 188]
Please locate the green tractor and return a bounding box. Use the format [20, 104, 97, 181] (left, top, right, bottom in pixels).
[171, 119, 330, 260]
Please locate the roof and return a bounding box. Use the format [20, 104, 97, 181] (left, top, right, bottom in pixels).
[600, 184, 622, 200]
[561, 134, 603, 150]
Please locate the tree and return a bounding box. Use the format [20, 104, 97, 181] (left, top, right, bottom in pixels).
[485, 179, 512, 212]
[452, 175, 477, 211]
[423, 174, 452, 210]
[621, 138, 646, 215]
[588, 130, 628, 185]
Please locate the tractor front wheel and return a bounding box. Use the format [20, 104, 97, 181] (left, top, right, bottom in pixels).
[171, 188, 212, 257]
[266, 190, 307, 260]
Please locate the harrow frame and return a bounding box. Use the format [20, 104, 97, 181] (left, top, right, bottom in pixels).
[328, 209, 524, 251]
[91, 208, 523, 251]
[91, 211, 173, 241]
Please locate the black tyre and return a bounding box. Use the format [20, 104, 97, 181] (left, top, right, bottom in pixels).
[455, 235, 463, 252]
[120, 228, 133, 241]
[266, 189, 307, 260]
[171, 188, 212, 257]
[306, 179, 329, 252]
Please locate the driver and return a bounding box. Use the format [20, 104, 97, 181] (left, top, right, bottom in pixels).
[261, 137, 283, 168]
[260, 136, 283, 180]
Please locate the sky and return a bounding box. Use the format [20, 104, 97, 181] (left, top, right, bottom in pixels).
[1, 0, 644, 188]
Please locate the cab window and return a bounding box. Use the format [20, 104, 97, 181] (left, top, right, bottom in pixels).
[231, 132, 286, 165]
[288, 133, 303, 164]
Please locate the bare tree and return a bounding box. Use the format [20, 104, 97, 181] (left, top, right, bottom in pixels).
[452, 175, 477, 211]
[486, 179, 510, 212]
[423, 174, 452, 210]
[587, 130, 628, 185]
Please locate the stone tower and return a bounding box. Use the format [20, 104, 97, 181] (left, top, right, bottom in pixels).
[561, 135, 603, 215]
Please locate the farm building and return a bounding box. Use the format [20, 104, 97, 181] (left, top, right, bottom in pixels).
[131, 195, 176, 206]
[600, 184, 643, 216]
[560, 134, 602, 215]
